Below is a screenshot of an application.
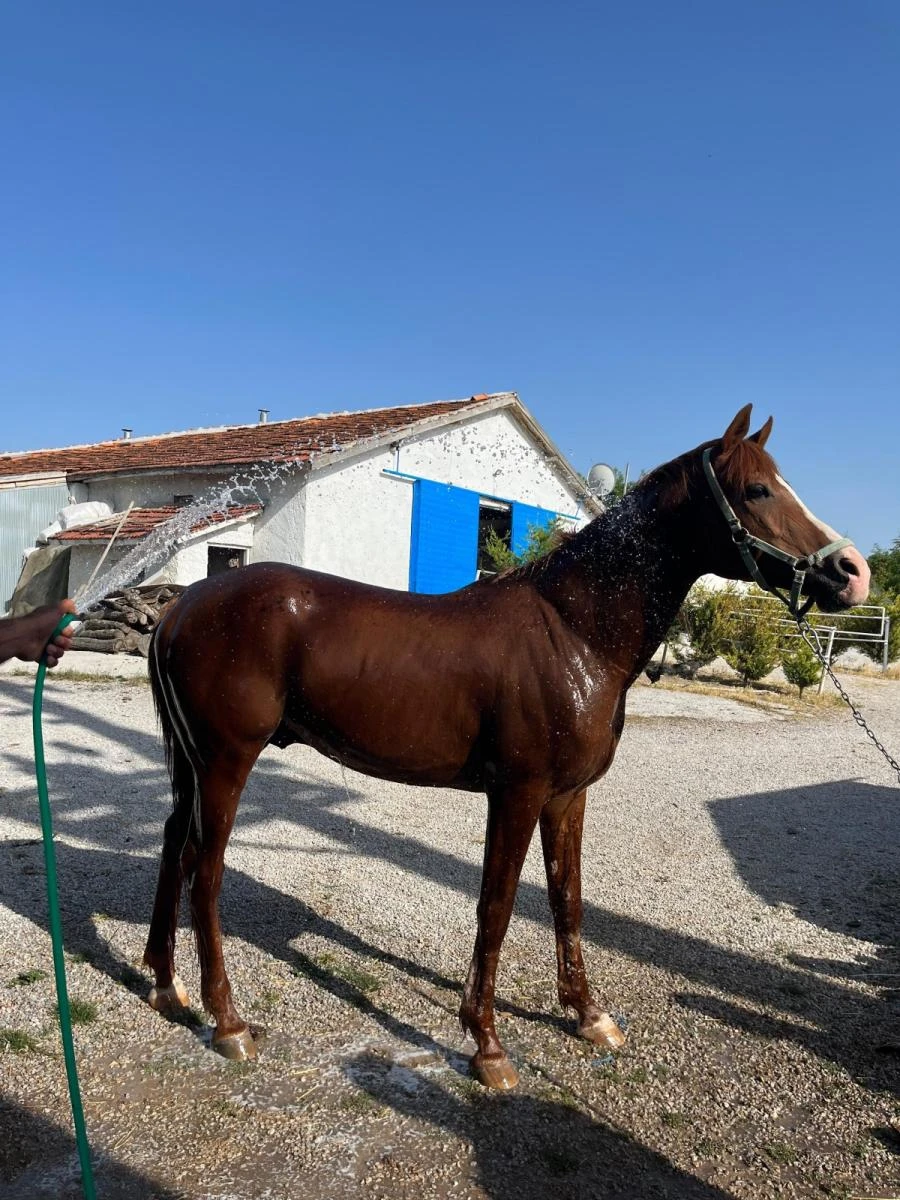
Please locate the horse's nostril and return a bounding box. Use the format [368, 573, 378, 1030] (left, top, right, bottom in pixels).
[839, 556, 859, 578]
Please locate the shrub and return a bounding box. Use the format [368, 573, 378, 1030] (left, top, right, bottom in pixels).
[482, 518, 568, 573]
[781, 639, 822, 697]
[721, 599, 782, 685]
[672, 583, 737, 676]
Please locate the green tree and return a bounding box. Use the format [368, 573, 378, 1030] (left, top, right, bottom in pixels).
[781, 639, 822, 698]
[868, 535, 900, 598]
[482, 518, 567, 573]
[721, 597, 782, 686]
[671, 583, 737, 677]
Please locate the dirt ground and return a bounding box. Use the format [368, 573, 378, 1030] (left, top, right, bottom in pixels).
[0, 665, 898, 1199]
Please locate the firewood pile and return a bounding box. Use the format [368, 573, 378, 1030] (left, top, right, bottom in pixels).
[73, 584, 185, 656]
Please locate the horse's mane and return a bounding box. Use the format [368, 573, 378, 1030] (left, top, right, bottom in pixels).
[483, 435, 781, 586]
[635, 437, 781, 512]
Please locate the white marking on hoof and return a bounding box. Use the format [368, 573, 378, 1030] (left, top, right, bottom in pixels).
[578, 1011, 627, 1049]
[148, 973, 190, 1014]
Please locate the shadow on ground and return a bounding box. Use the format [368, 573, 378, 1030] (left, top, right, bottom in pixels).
[0, 1092, 177, 1199]
[2, 679, 898, 1112]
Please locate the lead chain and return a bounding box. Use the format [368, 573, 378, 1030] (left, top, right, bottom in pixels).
[794, 614, 900, 786]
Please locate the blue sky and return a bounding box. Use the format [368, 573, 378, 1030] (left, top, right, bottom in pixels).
[2, 2, 898, 553]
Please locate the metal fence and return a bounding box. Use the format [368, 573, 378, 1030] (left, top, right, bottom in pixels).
[739, 592, 891, 690]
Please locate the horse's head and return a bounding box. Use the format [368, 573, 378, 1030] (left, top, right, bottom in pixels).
[694, 405, 869, 612]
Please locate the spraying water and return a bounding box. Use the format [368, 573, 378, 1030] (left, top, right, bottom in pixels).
[75, 459, 301, 613]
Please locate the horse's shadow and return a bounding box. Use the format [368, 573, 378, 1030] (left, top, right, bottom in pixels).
[343, 1051, 734, 1200]
[0, 1092, 179, 1200]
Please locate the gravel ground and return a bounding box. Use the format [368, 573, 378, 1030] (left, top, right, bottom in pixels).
[0, 658, 898, 1200]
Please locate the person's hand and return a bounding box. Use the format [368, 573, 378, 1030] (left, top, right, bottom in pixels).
[9, 600, 78, 667]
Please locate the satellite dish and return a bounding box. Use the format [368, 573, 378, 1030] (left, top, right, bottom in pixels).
[586, 462, 616, 498]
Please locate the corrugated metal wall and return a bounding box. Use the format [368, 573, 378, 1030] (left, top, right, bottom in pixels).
[0, 481, 71, 612]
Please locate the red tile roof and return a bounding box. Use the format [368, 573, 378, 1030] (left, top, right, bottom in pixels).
[52, 504, 262, 542]
[0, 395, 503, 480]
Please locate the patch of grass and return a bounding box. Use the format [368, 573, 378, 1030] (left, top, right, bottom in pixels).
[67, 951, 91, 964]
[9, 968, 48, 987]
[142, 1055, 180, 1077]
[626, 1066, 649, 1084]
[52, 671, 149, 686]
[661, 1110, 686, 1129]
[764, 1141, 796, 1165]
[55, 998, 98, 1025]
[170, 1006, 206, 1029]
[339, 964, 382, 994]
[340, 1092, 381, 1115]
[310, 952, 382, 996]
[694, 1137, 722, 1158]
[209, 1097, 243, 1119]
[0, 1027, 39, 1052]
[448, 1073, 484, 1102]
[639, 673, 842, 714]
[253, 988, 282, 1013]
[226, 1060, 254, 1076]
[653, 1062, 670, 1082]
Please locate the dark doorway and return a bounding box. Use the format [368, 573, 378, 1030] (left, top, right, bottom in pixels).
[207, 546, 246, 576]
[477, 500, 512, 578]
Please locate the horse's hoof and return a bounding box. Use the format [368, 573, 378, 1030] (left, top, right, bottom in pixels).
[147, 974, 190, 1015]
[578, 1011, 626, 1050]
[471, 1052, 519, 1090]
[212, 1027, 257, 1061]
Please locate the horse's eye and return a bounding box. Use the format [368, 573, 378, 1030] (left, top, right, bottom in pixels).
[745, 484, 771, 501]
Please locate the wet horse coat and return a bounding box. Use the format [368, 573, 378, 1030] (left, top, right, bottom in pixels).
[144, 406, 869, 1088]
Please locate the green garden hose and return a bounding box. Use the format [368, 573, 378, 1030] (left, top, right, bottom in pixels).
[32, 612, 96, 1200]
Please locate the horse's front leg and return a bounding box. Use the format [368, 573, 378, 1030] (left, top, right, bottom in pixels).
[539, 789, 626, 1051]
[460, 784, 545, 1090]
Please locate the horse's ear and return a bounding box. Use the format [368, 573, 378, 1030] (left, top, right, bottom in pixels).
[722, 405, 753, 450]
[748, 416, 773, 450]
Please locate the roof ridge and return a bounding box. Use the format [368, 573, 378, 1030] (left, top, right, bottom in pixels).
[0, 394, 506, 461]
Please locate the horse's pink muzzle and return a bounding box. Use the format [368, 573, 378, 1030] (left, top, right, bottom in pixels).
[832, 545, 870, 607]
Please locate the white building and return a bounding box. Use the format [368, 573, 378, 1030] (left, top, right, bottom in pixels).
[0, 393, 599, 610]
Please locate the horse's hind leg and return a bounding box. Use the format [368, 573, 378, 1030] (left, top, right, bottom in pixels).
[459, 785, 545, 1090]
[189, 756, 258, 1061]
[143, 800, 197, 1015]
[539, 789, 625, 1051]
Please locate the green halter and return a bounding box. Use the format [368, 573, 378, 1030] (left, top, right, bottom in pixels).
[701, 447, 852, 617]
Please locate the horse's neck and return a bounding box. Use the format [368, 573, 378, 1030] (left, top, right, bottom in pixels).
[537, 492, 702, 682]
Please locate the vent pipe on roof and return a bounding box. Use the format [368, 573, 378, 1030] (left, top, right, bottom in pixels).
[121, 428, 132, 440]
[258, 409, 269, 423]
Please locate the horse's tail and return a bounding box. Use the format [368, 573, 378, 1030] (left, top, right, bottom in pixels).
[149, 620, 201, 842]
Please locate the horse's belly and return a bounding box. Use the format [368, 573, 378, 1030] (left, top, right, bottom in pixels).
[272, 714, 484, 791]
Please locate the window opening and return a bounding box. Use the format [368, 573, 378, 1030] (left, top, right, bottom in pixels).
[207, 546, 246, 576]
[477, 499, 512, 578]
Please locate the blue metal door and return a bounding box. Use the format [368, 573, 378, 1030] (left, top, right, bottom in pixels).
[409, 480, 480, 593]
[511, 502, 558, 557]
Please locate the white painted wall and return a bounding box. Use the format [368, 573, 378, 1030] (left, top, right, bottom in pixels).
[252, 477, 307, 568]
[397, 409, 582, 514]
[66, 408, 589, 594]
[66, 517, 258, 596]
[302, 408, 588, 588]
[302, 446, 412, 587]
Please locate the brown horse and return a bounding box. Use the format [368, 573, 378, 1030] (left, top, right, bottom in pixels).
[143, 406, 869, 1089]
